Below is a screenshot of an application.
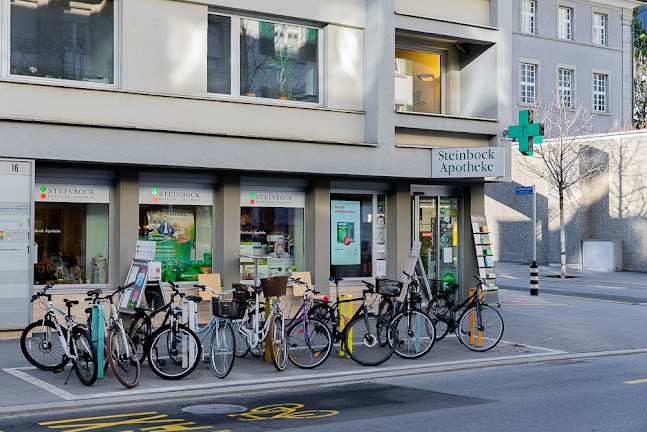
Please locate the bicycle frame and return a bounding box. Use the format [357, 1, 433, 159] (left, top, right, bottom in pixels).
[237, 290, 280, 349]
[41, 301, 81, 361]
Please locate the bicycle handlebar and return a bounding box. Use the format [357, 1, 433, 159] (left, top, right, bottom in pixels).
[31, 283, 56, 302]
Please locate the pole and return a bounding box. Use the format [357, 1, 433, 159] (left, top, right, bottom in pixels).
[530, 185, 539, 295]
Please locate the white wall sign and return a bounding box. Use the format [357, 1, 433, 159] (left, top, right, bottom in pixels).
[240, 190, 305, 208]
[35, 184, 110, 203]
[135, 240, 157, 261]
[431, 147, 505, 178]
[139, 186, 213, 205]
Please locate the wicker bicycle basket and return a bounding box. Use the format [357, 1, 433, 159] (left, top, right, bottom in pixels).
[260, 276, 288, 297]
[212, 298, 247, 319]
[232, 283, 253, 301]
[375, 278, 403, 297]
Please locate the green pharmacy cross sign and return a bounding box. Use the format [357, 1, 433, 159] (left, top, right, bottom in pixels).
[506, 110, 544, 156]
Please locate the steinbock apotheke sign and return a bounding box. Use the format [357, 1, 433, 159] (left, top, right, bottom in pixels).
[431, 147, 505, 179]
[35, 184, 110, 203]
[139, 187, 213, 205]
[241, 190, 305, 208]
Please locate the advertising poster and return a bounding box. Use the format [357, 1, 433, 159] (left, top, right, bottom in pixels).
[331, 200, 361, 265]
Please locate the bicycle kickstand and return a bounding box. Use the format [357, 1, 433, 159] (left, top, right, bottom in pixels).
[63, 365, 75, 385]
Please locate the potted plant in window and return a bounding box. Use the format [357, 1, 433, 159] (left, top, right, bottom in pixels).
[242, 69, 260, 97]
[266, 50, 296, 100]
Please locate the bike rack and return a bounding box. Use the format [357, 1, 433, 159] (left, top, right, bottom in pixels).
[182, 299, 197, 367]
[91, 304, 105, 378]
[339, 294, 352, 358]
[468, 288, 482, 347]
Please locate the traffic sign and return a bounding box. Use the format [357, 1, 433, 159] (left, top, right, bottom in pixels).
[516, 186, 534, 195]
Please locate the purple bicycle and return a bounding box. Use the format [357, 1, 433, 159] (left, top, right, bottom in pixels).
[286, 278, 333, 369]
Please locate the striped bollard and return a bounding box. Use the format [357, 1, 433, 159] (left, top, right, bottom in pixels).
[530, 261, 539, 296]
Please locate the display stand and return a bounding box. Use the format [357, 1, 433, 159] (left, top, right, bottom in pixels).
[470, 215, 499, 304]
[398, 241, 432, 303]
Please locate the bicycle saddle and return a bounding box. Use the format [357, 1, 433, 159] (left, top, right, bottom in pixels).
[134, 307, 148, 314]
[185, 295, 202, 303]
[329, 277, 344, 283]
[64, 299, 79, 307]
[86, 289, 102, 296]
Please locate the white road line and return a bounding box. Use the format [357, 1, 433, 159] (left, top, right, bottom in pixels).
[3, 368, 76, 401]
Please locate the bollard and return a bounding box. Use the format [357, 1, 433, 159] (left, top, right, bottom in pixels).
[265, 297, 271, 362]
[339, 294, 352, 357]
[182, 299, 197, 367]
[91, 304, 105, 378]
[468, 288, 482, 348]
[530, 261, 539, 296]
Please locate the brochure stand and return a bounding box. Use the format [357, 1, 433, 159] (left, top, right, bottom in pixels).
[470, 215, 499, 304]
[398, 241, 433, 303]
[118, 259, 150, 314]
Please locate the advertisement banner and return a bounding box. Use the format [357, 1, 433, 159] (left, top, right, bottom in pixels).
[331, 200, 361, 265]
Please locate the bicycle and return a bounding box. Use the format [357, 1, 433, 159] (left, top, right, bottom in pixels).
[191, 284, 247, 378]
[20, 284, 98, 386]
[128, 281, 202, 379]
[229, 285, 265, 359]
[308, 278, 396, 366]
[285, 278, 332, 369]
[426, 275, 504, 351]
[374, 274, 436, 359]
[86, 283, 141, 388]
[235, 277, 287, 371]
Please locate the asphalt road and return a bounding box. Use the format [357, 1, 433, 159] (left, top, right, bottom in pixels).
[3, 352, 647, 432]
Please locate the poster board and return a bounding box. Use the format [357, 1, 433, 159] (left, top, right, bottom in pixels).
[330, 200, 361, 265]
[398, 243, 432, 303]
[471, 215, 499, 304]
[118, 259, 150, 314]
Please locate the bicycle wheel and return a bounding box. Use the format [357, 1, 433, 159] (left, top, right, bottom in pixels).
[345, 314, 395, 366]
[107, 328, 141, 388]
[21, 320, 69, 371]
[71, 327, 98, 386]
[457, 304, 504, 351]
[378, 297, 393, 321]
[128, 314, 150, 363]
[390, 310, 435, 359]
[269, 315, 287, 371]
[427, 294, 451, 341]
[148, 324, 202, 380]
[210, 320, 235, 379]
[308, 303, 335, 328]
[231, 319, 250, 358]
[287, 318, 332, 369]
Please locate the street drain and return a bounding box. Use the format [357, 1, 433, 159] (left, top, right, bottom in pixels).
[182, 404, 248, 415]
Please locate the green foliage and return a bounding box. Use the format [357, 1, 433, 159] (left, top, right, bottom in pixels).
[265, 50, 296, 98]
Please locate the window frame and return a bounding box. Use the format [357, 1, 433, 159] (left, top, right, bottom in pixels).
[208, 10, 324, 108]
[593, 12, 607, 46]
[2, 0, 120, 90]
[394, 44, 446, 115]
[521, 0, 536, 35]
[558, 6, 573, 40]
[519, 62, 537, 105]
[592, 72, 608, 113]
[557, 67, 575, 109]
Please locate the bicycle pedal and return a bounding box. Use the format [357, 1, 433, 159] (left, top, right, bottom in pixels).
[53, 367, 65, 374]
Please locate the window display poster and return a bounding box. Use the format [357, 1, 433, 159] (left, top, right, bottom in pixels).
[331, 200, 361, 265]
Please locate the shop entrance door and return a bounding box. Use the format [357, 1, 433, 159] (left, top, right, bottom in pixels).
[0, 159, 34, 329]
[413, 194, 460, 286]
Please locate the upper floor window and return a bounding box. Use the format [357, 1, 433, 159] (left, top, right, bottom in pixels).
[521, 0, 536, 34]
[207, 15, 232, 95]
[10, 0, 115, 84]
[558, 7, 572, 40]
[239, 19, 319, 102]
[558, 68, 574, 109]
[520, 63, 537, 104]
[593, 13, 607, 45]
[592, 73, 608, 112]
[394, 49, 442, 114]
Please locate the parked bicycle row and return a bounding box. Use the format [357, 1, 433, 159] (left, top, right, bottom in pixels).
[20, 273, 504, 388]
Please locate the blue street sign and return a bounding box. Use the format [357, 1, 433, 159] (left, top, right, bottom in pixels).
[516, 186, 534, 195]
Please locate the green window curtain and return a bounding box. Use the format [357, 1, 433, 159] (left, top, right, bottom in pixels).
[259, 21, 275, 56]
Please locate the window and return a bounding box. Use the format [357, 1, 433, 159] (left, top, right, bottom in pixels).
[394, 49, 442, 114]
[34, 184, 110, 286]
[239, 190, 304, 281]
[330, 194, 385, 278]
[558, 7, 572, 40]
[207, 15, 232, 94]
[593, 13, 607, 45]
[239, 19, 319, 102]
[521, 0, 536, 34]
[139, 187, 213, 282]
[520, 63, 537, 104]
[10, 0, 115, 84]
[558, 68, 574, 108]
[593, 73, 608, 112]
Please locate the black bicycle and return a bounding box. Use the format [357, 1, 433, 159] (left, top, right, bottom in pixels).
[308, 278, 395, 366]
[427, 275, 504, 351]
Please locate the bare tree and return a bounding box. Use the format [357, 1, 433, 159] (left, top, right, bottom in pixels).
[522, 91, 604, 277]
[634, 50, 647, 128]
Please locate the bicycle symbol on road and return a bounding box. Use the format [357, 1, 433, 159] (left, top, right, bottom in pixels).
[229, 403, 339, 421]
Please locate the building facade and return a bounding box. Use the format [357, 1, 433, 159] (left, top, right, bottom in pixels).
[511, 0, 639, 131]
[0, 0, 511, 329]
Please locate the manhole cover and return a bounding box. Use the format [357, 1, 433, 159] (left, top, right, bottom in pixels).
[182, 404, 247, 415]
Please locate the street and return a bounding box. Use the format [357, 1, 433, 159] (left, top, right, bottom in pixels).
[2, 275, 647, 431]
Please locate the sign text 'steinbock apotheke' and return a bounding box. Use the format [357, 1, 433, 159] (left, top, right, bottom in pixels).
[431, 147, 505, 178]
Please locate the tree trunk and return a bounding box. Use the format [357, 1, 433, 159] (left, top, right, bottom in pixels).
[559, 184, 566, 278]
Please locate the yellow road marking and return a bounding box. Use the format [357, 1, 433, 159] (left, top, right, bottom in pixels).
[39, 412, 225, 432]
[229, 403, 339, 422]
[623, 378, 647, 384]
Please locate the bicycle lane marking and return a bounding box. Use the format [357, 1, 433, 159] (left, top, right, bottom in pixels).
[38, 412, 230, 432]
[227, 403, 339, 422]
[623, 378, 647, 384]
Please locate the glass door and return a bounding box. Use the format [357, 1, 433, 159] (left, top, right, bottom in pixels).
[413, 194, 460, 286]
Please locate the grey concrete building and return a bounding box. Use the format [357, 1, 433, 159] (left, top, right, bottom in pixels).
[0, 0, 511, 329]
[511, 0, 639, 131]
